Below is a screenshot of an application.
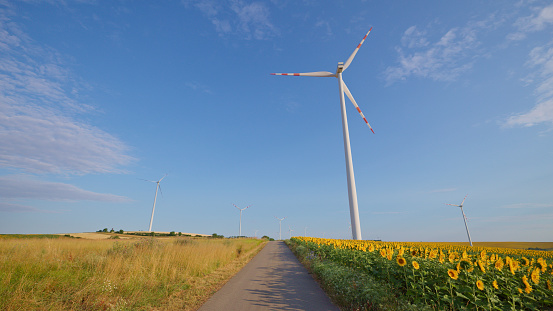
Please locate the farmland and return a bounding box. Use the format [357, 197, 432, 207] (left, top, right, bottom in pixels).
[288, 237, 553, 310]
[0, 235, 266, 310]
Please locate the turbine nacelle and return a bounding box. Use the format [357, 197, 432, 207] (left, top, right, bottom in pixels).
[336, 62, 345, 73]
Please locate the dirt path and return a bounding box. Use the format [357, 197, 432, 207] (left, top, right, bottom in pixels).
[198, 241, 339, 311]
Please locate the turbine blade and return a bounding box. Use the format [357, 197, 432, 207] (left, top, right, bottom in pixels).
[343, 27, 372, 71]
[445, 203, 460, 207]
[271, 71, 335, 77]
[158, 184, 163, 198]
[460, 194, 468, 206]
[245, 205, 252, 210]
[342, 81, 375, 133]
[159, 174, 168, 182]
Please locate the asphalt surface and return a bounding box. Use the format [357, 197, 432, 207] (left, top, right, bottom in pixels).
[198, 241, 339, 311]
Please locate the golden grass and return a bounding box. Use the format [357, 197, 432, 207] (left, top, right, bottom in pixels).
[0, 237, 266, 310]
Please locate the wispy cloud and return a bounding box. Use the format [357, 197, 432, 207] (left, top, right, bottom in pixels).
[505, 40, 553, 127]
[371, 211, 404, 215]
[315, 19, 333, 38]
[0, 201, 57, 213]
[480, 212, 553, 223]
[0, 6, 134, 174]
[429, 188, 457, 193]
[0, 175, 130, 202]
[498, 203, 553, 209]
[503, 4, 553, 128]
[185, 82, 212, 94]
[184, 0, 278, 40]
[509, 4, 553, 41]
[384, 24, 480, 84]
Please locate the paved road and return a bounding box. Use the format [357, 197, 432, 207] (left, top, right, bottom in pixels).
[198, 241, 339, 311]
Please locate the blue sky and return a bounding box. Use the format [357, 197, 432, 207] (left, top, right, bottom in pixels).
[1, 0, 552, 242]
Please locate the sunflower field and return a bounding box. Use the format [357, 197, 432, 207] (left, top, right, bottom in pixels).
[289, 237, 553, 310]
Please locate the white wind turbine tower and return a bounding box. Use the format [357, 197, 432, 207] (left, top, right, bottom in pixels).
[272, 28, 374, 240]
[274, 216, 286, 240]
[445, 194, 473, 247]
[233, 204, 251, 237]
[288, 226, 294, 239]
[143, 174, 167, 232]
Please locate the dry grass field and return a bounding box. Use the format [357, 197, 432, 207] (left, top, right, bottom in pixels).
[0, 235, 266, 310]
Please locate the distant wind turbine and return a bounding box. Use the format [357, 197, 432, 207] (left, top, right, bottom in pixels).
[274, 216, 286, 240]
[272, 28, 375, 240]
[142, 174, 167, 232]
[233, 204, 251, 237]
[445, 194, 473, 246]
[288, 225, 294, 239]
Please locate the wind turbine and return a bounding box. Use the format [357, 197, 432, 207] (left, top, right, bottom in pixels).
[271, 28, 374, 240]
[288, 226, 294, 239]
[143, 174, 167, 232]
[445, 194, 473, 246]
[233, 204, 251, 237]
[274, 216, 286, 240]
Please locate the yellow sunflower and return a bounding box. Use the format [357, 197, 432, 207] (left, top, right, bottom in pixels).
[522, 257, 530, 266]
[525, 285, 532, 294]
[478, 260, 486, 273]
[522, 275, 531, 288]
[494, 258, 504, 271]
[492, 280, 499, 289]
[380, 249, 387, 258]
[448, 269, 459, 280]
[448, 253, 456, 263]
[398, 247, 404, 256]
[531, 268, 540, 285]
[397, 256, 407, 267]
[412, 261, 420, 270]
[429, 249, 437, 259]
[476, 280, 484, 291]
[517, 288, 523, 294]
[480, 250, 487, 261]
[368, 244, 375, 252]
[547, 280, 551, 290]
